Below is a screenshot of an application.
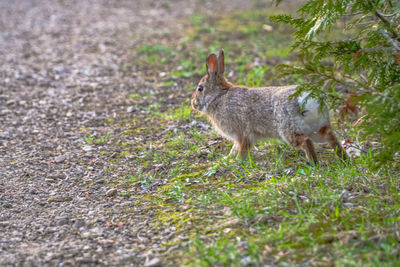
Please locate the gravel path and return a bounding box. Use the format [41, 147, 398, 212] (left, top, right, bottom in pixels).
[0, 0, 254, 265]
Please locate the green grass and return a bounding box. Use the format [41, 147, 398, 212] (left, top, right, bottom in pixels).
[133, 8, 296, 86]
[136, 44, 175, 64]
[100, 3, 400, 266]
[110, 103, 400, 265]
[177, 154, 400, 266]
[82, 131, 112, 144]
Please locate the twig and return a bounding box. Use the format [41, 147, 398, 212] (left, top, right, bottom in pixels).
[358, 20, 379, 25]
[375, 10, 400, 42]
[200, 139, 224, 150]
[358, 47, 397, 53]
[343, 11, 365, 17]
[303, 37, 367, 45]
[314, 67, 376, 94]
[379, 29, 400, 50]
[345, 144, 369, 154]
[375, 12, 398, 17]
[358, 74, 369, 85]
[375, 10, 392, 25]
[304, 65, 385, 97]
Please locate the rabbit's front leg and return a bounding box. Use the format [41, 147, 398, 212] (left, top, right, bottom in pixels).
[228, 143, 238, 158]
[238, 137, 251, 160]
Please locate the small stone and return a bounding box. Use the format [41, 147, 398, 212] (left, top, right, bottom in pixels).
[90, 227, 103, 236]
[76, 257, 96, 264]
[105, 188, 117, 197]
[340, 189, 350, 202]
[57, 218, 69, 226]
[343, 202, 354, 207]
[82, 145, 93, 152]
[29, 189, 37, 194]
[81, 231, 91, 238]
[0, 221, 10, 227]
[126, 106, 135, 113]
[50, 173, 66, 179]
[263, 174, 274, 180]
[144, 258, 163, 267]
[3, 203, 12, 209]
[91, 184, 101, 190]
[262, 24, 273, 32]
[73, 219, 85, 228]
[55, 155, 66, 163]
[241, 256, 252, 265]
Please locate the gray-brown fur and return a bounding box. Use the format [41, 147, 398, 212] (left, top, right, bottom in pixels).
[191, 49, 348, 163]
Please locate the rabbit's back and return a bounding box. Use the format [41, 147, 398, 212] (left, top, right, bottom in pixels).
[208, 85, 330, 145]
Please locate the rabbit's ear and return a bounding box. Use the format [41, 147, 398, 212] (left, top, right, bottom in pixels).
[217, 49, 224, 75]
[206, 53, 218, 77]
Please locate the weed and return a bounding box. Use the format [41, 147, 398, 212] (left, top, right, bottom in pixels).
[171, 104, 192, 121]
[137, 44, 172, 56]
[124, 170, 155, 186]
[82, 131, 112, 144]
[163, 181, 186, 203]
[124, 174, 139, 183]
[162, 80, 176, 87]
[136, 44, 174, 64]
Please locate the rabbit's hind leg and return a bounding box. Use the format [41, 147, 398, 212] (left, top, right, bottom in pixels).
[302, 138, 318, 165]
[318, 126, 349, 161]
[292, 133, 318, 164]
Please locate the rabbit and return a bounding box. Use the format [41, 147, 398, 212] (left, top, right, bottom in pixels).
[191, 49, 348, 164]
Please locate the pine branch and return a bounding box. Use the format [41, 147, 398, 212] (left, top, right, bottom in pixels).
[302, 64, 384, 97]
[379, 29, 400, 51]
[375, 10, 400, 42]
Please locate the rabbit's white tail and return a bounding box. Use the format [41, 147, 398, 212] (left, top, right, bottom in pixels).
[298, 93, 329, 133]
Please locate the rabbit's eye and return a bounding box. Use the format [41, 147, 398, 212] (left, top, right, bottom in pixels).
[197, 85, 204, 92]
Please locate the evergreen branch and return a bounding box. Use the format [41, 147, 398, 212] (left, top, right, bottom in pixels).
[274, 0, 400, 165]
[301, 37, 366, 45]
[378, 29, 400, 50]
[302, 64, 383, 96]
[357, 20, 379, 25]
[341, 74, 383, 97]
[375, 10, 400, 42]
[359, 47, 398, 53]
[343, 12, 366, 17]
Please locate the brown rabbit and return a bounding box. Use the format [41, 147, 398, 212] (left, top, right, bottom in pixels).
[191, 49, 348, 164]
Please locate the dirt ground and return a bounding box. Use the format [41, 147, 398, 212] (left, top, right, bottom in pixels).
[0, 0, 259, 266]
